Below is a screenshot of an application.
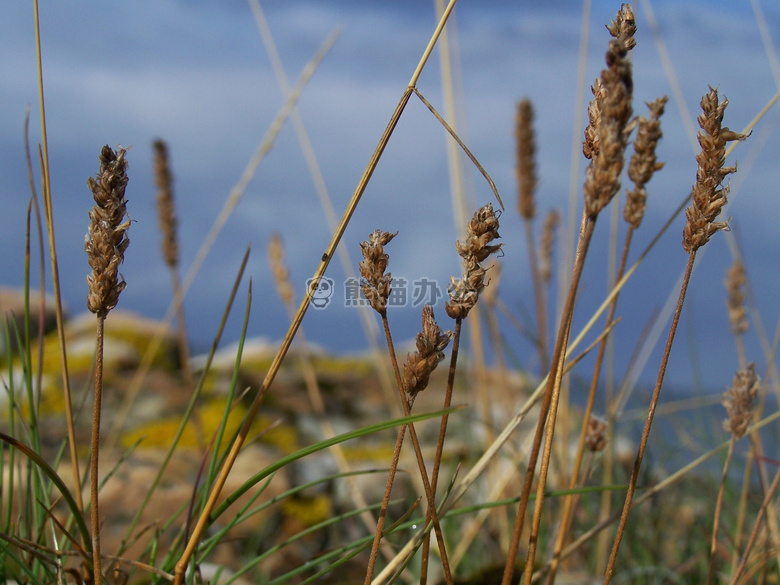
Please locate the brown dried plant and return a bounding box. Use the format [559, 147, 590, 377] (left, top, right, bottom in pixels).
[708, 364, 760, 584]
[516, 98, 550, 371]
[85, 144, 130, 585]
[419, 203, 502, 584]
[726, 259, 748, 336]
[153, 139, 192, 381]
[723, 363, 760, 439]
[509, 8, 637, 584]
[359, 229, 398, 316]
[362, 229, 453, 585]
[683, 88, 749, 253]
[605, 87, 749, 585]
[86, 145, 130, 318]
[516, 99, 537, 221]
[403, 305, 453, 399]
[550, 94, 667, 585]
[153, 139, 177, 269]
[625, 97, 667, 229]
[539, 208, 559, 285]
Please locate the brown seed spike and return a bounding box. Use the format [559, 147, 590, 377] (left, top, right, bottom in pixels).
[583, 35, 633, 219]
[682, 87, 749, 253]
[606, 4, 637, 51]
[403, 305, 453, 397]
[85, 145, 130, 318]
[625, 96, 668, 229]
[722, 363, 760, 438]
[153, 139, 178, 269]
[516, 98, 538, 221]
[359, 229, 398, 315]
[446, 204, 502, 320]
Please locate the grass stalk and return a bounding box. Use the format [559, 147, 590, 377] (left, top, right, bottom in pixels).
[89, 317, 106, 584]
[419, 317, 462, 584]
[521, 215, 595, 585]
[729, 464, 780, 585]
[707, 435, 736, 585]
[32, 0, 83, 518]
[602, 249, 693, 584]
[377, 313, 453, 584]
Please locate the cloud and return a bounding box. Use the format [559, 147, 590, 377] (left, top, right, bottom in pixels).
[1, 1, 778, 392]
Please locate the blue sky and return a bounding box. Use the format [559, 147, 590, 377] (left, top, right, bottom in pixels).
[2, 1, 780, 396]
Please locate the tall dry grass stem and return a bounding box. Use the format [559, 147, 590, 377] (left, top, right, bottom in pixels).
[503, 8, 636, 583]
[172, 5, 458, 583]
[603, 86, 748, 585]
[516, 99, 549, 371]
[361, 229, 453, 584]
[153, 139, 193, 383]
[85, 145, 131, 585]
[419, 203, 502, 583]
[32, 0, 84, 520]
[546, 94, 667, 585]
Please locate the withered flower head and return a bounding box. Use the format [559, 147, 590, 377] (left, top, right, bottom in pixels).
[403, 305, 453, 397]
[446, 204, 502, 320]
[85, 145, 130, 318]
[583, 29, 634, 218]
[359, 229, 398, 315]
[539, 209, 560, 285]
[725, 260, 748, 335]
[516, 98, 538, 220]
[606, 3, 637, 50]
[268, 233, 295, 307]
[586, 416, 608, 452]
[153, 139, 178, 268]
[722, 363, 760, 438]
[682, 87, 749, 253]
[624, 96, 667, 229]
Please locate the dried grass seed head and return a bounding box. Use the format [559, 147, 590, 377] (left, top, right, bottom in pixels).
[583, 33, 634, 219]
[359, 229, 398, 315]
[683, 87, 749, 253]
[85, 145, 131, 318]
[268, 233, 294, 307]
[516, 98, 538, 220]
[586, 416, 608, 452]
[624, 96, 668, 229]
[539, 209, 560, 285]
[153, 139, 178, 268]
[446, 204, 502, 320]
[403, 305, 453, 397]
[606, 3, 637, 50]
[722, 362, 760, 438]
[725, 260, 748, 335]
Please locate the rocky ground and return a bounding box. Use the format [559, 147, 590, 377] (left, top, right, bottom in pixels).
[1, 295, 541, 584]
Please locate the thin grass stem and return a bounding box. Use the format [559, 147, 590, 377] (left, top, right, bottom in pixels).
[603, 251, 695, 584]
